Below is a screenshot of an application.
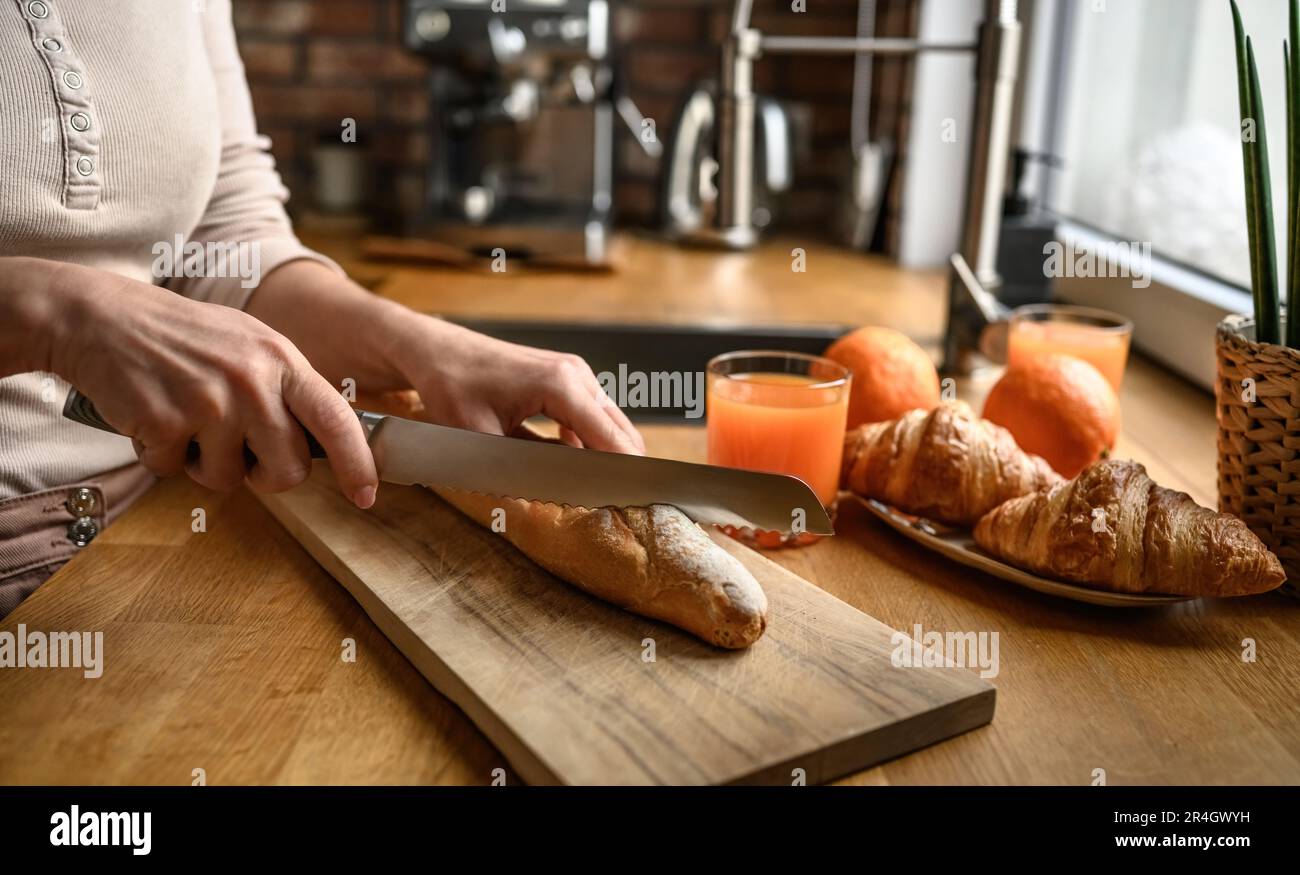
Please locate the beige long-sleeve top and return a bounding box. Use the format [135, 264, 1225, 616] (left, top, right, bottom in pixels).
[0, 0, 333, 499]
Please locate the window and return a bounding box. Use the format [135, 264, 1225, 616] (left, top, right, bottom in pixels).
[1048, 0, 1285, 292]
[1017, 0, 1293, 387]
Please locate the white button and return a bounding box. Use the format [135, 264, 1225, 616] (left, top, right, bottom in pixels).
[62, 70, 82, 89]
[41, 38, 61, 52]
[27, 1, 49, 19]
[75, 156, 93, 176]
[69, 112, 90, 131]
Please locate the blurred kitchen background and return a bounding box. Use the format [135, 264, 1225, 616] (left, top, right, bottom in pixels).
[229, 0, 1284, 389]
[233, 0, 916, 250]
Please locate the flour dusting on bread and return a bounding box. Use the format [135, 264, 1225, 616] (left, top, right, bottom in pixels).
[433, 488, 769, 648]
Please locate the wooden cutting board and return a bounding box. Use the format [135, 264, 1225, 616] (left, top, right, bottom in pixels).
[259, 464, 995, 785]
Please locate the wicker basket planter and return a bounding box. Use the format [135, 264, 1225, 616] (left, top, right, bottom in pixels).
[1216, 314, 1300, 595]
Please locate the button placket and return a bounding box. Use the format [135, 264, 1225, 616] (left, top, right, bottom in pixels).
[16, 0, 102, 210]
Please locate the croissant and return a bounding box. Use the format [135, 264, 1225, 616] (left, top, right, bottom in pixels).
[973, 459, 1285, 596]
[840, 401, 1061, 526]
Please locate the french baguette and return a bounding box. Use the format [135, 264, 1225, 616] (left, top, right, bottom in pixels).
[433, 488, 769, 648]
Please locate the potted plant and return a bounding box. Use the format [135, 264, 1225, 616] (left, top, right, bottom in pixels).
[1217, 0, 1300, 593]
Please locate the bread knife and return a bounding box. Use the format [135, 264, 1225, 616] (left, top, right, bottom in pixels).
[62, 389, 833, 535]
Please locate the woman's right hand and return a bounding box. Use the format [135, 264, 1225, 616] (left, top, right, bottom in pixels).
[34, 260, 379, 507]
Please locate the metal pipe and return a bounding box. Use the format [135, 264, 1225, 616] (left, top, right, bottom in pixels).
[759, 36, 976, 55]
[962, 0, 1020, 285]
[943, 0, 1021, 373]
[730, 0, 753, 35]
[715, 22, 761, 248]
[716, 40, 754, 246]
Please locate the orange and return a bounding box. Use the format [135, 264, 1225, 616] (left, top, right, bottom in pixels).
[983, 353, 1120, 478]
[824, 326, 941, 428]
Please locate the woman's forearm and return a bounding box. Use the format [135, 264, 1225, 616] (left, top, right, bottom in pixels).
[244, 259, 429, 394]
[0, 257, 84, 379]
[0, 254, 426, 393]
[245, 258, 644, 453]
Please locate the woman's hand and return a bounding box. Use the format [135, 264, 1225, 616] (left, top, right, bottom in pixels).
[244, 261, 646, 455]
[387, 317, 646, 455]
[39, 261, 379, 507]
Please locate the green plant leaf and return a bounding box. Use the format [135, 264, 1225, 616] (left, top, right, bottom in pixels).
[1287, 39, 1296, 345]
[1288, 0, 1300, 345]
[1232, 1, 1280, 343]
[1248, 36, 1280, 343]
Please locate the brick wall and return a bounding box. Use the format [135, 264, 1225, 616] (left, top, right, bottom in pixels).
[232, 0, 918, 251]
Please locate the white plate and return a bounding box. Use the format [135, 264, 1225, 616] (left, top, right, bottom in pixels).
[856, 497, 1195, 608]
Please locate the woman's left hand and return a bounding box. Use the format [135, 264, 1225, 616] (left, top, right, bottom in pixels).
[246, 261, 645, 456]
[388, 316, 646, 455]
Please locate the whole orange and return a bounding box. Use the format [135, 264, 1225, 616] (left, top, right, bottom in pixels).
[824, 326, 941, 427]
[982, 353, 1120, 478]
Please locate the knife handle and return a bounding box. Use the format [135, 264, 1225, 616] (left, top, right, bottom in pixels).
[62, 389, 377, 464]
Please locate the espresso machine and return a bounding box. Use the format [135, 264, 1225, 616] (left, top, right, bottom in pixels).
[403, 0, 656, 266]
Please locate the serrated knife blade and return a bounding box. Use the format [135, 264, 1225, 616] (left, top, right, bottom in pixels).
[61, 390, 832, 535]
[368, 414, 833, 535]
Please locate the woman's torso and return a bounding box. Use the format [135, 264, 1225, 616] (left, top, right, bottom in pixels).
[0, 0, 222, 497]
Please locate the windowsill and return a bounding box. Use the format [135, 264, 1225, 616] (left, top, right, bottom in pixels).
[1051, 221, 1249, 392]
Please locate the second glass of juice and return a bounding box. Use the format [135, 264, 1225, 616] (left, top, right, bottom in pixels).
[706, 351, 851, 548]
[1007, 303, 1133, 391]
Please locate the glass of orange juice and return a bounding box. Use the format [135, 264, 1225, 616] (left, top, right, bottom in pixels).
[706, 351, 850, 548]
[1006, 304, 1133, 391]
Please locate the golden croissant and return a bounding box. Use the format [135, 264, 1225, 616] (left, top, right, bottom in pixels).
[840, 401, 1061, 526]
[974, 459, 1285, 596]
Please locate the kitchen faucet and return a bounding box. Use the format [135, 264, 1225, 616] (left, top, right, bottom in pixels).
[696, 0, 1022, 373]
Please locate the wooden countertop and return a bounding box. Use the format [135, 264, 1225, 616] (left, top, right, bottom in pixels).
[308, 230, 949, 340]
[2, 234, 1298, 785]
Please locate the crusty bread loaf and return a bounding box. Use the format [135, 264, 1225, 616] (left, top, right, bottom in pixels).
[433, 488, 769, 648]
